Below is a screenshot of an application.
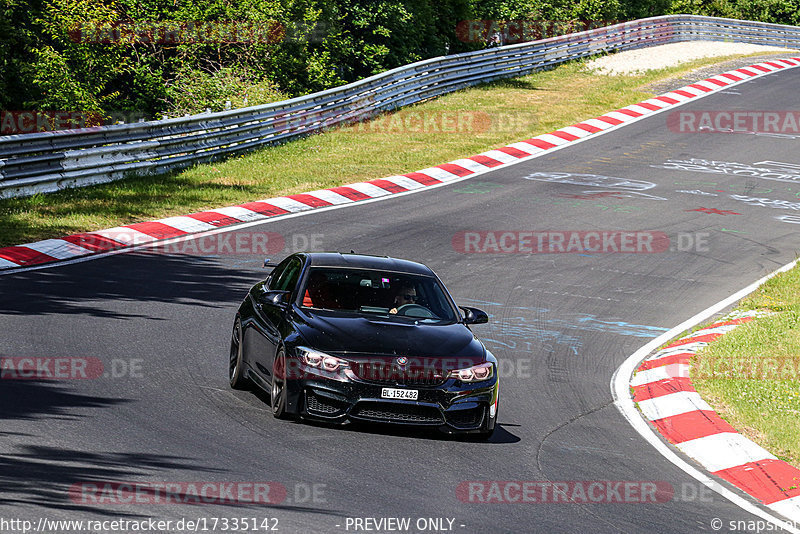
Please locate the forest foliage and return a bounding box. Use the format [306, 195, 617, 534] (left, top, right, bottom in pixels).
[0, 0, 797, 123]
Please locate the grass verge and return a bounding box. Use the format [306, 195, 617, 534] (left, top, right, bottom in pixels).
[692, 263, 800, 468]
[0, 53, 782, 248]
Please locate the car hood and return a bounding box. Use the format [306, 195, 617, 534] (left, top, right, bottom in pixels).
[293, 308, 486, 365]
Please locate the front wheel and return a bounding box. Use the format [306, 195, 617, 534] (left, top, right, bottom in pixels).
[271, 349, 288, 419]
[474, 404, 497, 440]
[474, 425, 495, 441]
[229, 318, 250, 390]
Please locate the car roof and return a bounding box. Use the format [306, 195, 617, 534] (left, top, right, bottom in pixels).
[302, 252, 434, 276]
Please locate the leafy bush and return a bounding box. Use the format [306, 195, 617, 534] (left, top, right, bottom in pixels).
[164, 66, 286, 116]
[1, 0, 797, 124]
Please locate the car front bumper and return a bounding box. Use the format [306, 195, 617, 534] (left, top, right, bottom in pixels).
[285, 369, 498, 434]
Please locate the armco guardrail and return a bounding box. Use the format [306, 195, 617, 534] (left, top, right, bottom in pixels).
[1, 14, 799, 198]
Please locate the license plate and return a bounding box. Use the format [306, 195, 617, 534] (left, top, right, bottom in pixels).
[381, 388, 418, 400]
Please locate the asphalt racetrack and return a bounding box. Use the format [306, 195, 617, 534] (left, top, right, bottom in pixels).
[3, 64, 800, 534]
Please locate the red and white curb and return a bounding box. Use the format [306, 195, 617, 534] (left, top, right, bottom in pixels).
[613, 259, 800, 530]
[2, 57, 799, 271]
[632, 311, 800, 521]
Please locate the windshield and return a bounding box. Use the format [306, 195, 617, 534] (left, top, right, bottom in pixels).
[299, 267, 458, 322]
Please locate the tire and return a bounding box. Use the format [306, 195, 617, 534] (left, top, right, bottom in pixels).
[271, 348, 288, 419]
[229, 318, 250, 390]
[473, 404, 497, 440]
[474, 426, 495, 441]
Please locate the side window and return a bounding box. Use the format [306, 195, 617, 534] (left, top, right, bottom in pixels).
[267, 259, 291, 290]
[273, 258, 302, 292]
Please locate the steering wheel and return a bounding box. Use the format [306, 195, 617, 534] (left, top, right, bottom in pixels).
[395, 303, 435, 318]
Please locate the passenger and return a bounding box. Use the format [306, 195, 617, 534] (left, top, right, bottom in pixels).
[303, 272, 336, 309]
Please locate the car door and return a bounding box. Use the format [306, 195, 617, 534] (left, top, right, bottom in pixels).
[249, 255, 303, 383]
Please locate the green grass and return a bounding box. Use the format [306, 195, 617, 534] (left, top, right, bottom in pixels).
[0, 53, 779, 248]
[692, 264, 800, 468]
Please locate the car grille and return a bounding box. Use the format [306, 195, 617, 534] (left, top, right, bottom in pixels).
[352, 402, 443, 425]
[349, 361, 447, 387]
[305, 391, 347, 416]
[446, 406, 485, 428]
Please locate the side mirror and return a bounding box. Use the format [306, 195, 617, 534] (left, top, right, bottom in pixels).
[460, 306, 488, 325]
[257, 290, 291, 307]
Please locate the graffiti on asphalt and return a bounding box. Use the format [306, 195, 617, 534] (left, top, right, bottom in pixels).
[523, 172, 657, 191]
[676, 190, 718, 196]
[730, 194, 800, 211]
[654, 159, 800, 184]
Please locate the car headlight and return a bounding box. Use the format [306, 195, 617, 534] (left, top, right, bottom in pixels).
[297, 347, 350, 372]
[448, 362, 494, 382]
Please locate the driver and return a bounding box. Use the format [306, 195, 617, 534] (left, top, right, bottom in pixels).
[389, 282, 417, 314]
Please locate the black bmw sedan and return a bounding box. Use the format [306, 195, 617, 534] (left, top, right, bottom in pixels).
[229, 252, 499, 438]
